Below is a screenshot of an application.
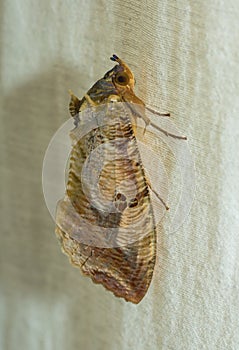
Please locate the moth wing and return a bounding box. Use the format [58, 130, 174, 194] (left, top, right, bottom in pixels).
[56, 225, 155, 303]
[55, 105, 157, 303]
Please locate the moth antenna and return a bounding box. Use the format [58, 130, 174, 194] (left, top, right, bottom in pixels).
[110, 54, 123, 65]
[110, 54, 119, 61]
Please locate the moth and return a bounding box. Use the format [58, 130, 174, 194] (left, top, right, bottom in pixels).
[55, 55, 186, 304]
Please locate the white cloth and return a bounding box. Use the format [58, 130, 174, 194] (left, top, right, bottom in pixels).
[1, 1, 239, 349]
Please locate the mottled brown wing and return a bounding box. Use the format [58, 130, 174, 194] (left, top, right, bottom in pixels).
[55, 104, 156, 303]
[55, 226, 155, 303]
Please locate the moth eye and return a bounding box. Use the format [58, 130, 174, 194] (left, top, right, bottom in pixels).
[114, 72, 130, 86]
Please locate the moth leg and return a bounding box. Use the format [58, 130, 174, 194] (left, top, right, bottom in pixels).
[69, 90, 81, 116]
[84, 93, 98, 107]
[69, 90, 82, 127]
[149, 121, 187, 140]
[146, 175, 169, 211]
[127, 103, 187, 140]
[140, 113, 151, 136]
[146, 106, 170, 117]
[142, 112, 187, 139]
[130, 113, 138, 135]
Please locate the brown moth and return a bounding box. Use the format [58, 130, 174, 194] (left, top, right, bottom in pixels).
[55, 55, 185, 304]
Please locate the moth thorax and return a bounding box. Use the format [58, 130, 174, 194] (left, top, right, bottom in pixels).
[108, 95, 122, 103]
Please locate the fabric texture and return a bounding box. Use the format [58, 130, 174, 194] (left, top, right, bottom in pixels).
[1, 1, 239, 349]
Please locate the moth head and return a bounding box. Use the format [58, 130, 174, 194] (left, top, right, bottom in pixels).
[104, 54, 135, 91]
